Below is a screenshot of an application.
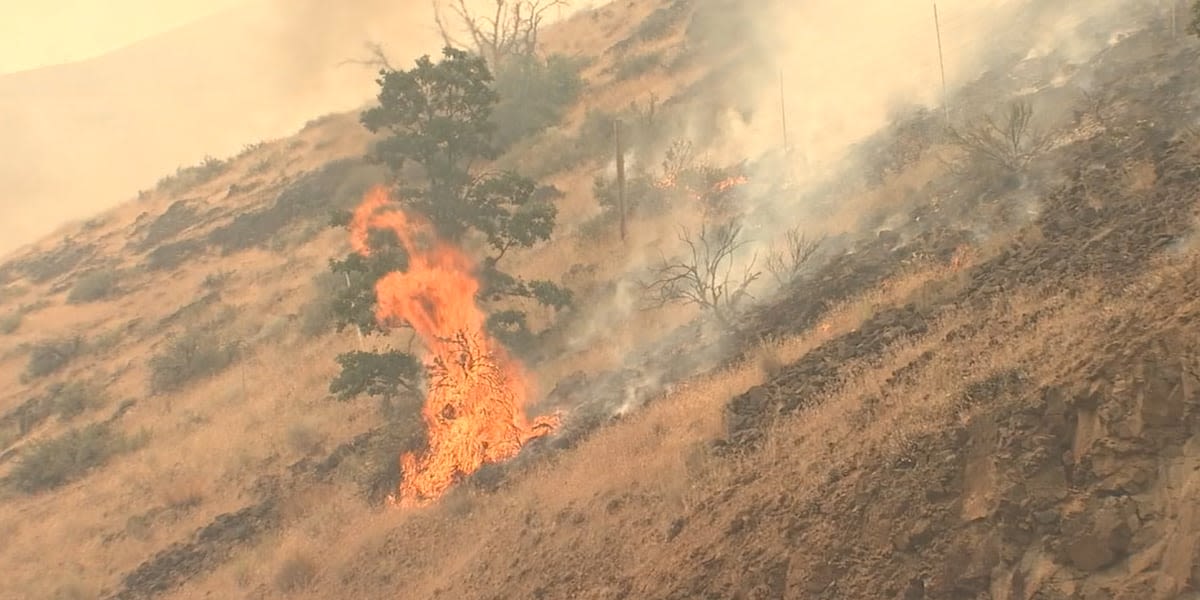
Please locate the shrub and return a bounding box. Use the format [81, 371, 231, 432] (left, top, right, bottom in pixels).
[47, 380, 106, 421]
[948, 100, 1050, 176]
[24, 336, 85, 380]
[207, 159, 385, 254]
[299, 271, 341, 338]
[492, 53, 586, 148]
[0, 313, 20, 335]
[201, 270, 234, 290]
[148, 330, 240, 393]
[612, 0, 690, 51]
[0, 283, 28, 304]
[66, 268, 120, 304]
[136, 200, 198, 250]
[614, 52, 663, 80]
[145, 238, 206, 271]
[15, 240, 95, 283]
[6, 423, 141, 493]
[286, 421, 326, 456]
[155, 156, 229, 195]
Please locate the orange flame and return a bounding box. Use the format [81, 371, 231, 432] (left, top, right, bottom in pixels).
[711, 175, 749, 194]
[350, 186, 559, 508]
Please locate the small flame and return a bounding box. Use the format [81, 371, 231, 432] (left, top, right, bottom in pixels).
[711, 175, 749, 194]
[350, 186, 559, 508]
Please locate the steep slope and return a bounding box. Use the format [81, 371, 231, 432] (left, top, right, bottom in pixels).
[0, 0, 522, 257]
[1, 1, 1197, 599]
[291, 23, 1200, 599]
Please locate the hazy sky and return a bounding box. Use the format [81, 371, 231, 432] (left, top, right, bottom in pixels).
[0, 0, 245, 73]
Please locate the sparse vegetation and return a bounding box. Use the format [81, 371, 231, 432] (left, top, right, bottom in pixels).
[641, 220, 761, 329]
[136, 200, 198, 250]
[201, 270, 234, 290]
[145, 238, 206, 271]
[613, 51, 662, 80]
[14, 240, 95, 283]
[630, 1, 690, 45]
[66, 267, 120, 304]
[148, 330, 241, 394]
[46, 380, 107, 421]
[208, 159, 385, 254]
[764, 227, 823, 286]
[948, 100, 1050, 175]
[286, 421, 326, 456]
[6, 423, 142, 493]
[492, 53, 585, 148]
[155, 156, 229, 195]
[299, 271, 342, 337]
[0, 312, 20, 335]
[433, 0, 568, 67]
[0, 283, 28, 304]
[1192, 1, 1200, 37]
[24, 336, 86, 380]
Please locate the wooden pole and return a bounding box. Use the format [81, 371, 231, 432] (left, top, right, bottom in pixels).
[345, 272, 365, 350]
[1172, 0, 1178, 38]
[614, 119, 627, 241]
[779, 69, 789, 155]
[933, 2, 949, 126]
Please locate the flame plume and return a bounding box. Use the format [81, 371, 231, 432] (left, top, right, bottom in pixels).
[349, 186, 559, 508]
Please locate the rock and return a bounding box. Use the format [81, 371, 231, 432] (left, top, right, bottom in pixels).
[1062, 504, 1132, 571]
[665, 517, 686, 541]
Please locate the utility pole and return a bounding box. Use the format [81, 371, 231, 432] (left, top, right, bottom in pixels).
[614, 119, 627, 241]
[933, 2, 949, 126]
[779, 69, 790, 155]
[345, 271, 365, 350]
[1172, 0, 1178, 38]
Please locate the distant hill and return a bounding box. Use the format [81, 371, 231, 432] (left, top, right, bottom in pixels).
[0, 0, 456, 257]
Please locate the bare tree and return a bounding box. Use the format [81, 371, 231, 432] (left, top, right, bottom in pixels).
[433, 0, 568, 66]
[659, 139, 697, 185]
[948, 100, 1051, 173]
[338, 41, 396, 71]
[641, 220, 761, 329]
[764, 227, 823, 286]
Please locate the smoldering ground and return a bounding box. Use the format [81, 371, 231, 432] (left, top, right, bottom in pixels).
[517, 0, 1165, 456]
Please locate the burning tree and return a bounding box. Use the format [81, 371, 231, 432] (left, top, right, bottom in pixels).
[641, 220, 761, 330]
[343, 188, 559, 507]
[330, 47, 570, 388]
[323, 46, 574, 506]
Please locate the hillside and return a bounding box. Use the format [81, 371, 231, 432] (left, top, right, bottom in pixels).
[0, 0, 511, 258]
[2, 1, 1199, 599]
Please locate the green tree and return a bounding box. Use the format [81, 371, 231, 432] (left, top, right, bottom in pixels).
[327, 46, 573, 404]
[357, 46, 569, 307]
[329, 350, 422, 414]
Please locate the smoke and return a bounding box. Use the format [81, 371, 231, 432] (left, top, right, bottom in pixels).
[540, 0, 1165, 429]
[0, 0, 514, 258]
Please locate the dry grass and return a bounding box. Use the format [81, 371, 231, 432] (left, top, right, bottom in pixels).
[2, 1, 1184, 597]
[160, 473, 207, 510]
